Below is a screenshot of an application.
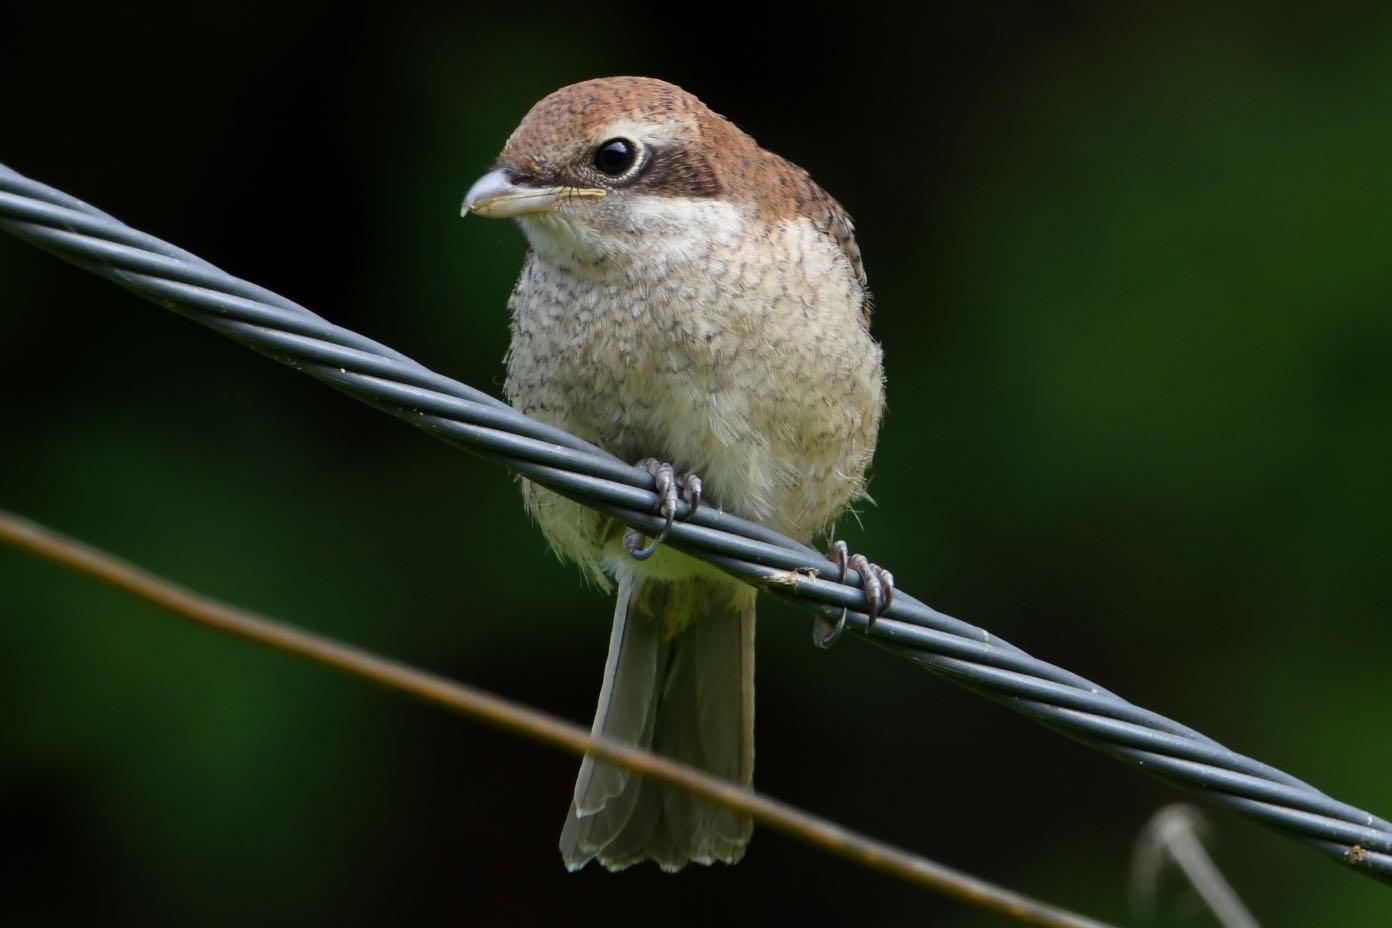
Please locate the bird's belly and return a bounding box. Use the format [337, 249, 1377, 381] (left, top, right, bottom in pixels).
[515, 337, 873, 544]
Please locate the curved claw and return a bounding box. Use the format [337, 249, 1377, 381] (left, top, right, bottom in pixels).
[812, 607, 849, 649]
[813, 540, 853, 648]
[626, 510, 675, 561]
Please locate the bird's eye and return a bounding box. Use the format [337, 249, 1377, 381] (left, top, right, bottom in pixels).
[593, 138, 639, 177]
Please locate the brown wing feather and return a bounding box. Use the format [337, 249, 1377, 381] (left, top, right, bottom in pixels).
[797, 169, 873, 323]
[694, 100, 877, 323]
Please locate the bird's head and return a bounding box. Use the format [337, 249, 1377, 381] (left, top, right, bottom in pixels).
[462, 77, 759, 267]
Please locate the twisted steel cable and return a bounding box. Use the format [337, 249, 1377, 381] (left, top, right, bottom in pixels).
[2, 160, 1389, 883]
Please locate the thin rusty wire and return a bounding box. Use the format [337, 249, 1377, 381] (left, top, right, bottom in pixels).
[0, 507, 1114, 928]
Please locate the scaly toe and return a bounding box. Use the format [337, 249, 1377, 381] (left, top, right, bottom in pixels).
[848, 553, 883, 623]
[828, 540, 850, 580]
[677, 473, 702, 518]
[875, 566, 895, 613]
[629, 459, 701, 560]
[821, 542, 894, 636]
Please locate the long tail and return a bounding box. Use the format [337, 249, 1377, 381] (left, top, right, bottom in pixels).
[559, 572, 756, 872]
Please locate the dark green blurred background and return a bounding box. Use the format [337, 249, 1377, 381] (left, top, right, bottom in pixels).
[3, 4, 1389, 925]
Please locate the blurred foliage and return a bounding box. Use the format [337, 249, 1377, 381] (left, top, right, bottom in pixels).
[2, 3, 1390, 925]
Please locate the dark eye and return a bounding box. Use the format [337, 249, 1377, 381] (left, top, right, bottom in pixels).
[593, 138, 638, 177]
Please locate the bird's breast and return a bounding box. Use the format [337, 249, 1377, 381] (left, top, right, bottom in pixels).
[504, 205, 881, 540]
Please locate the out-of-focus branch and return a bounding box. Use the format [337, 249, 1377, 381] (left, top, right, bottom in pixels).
[1133, 806, 1261, 928]
[0, 507, 1115, 928]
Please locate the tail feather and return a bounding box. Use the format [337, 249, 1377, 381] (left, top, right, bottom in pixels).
[560, 573, 756, 872]
[567, 575, 660, 823]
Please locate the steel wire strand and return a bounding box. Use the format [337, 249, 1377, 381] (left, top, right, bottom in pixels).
[1, 161, 1388, 881]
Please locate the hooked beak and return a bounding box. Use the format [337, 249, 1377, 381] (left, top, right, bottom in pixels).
[460, 168, 605, 218]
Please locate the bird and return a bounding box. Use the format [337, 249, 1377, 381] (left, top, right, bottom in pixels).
[461, 76, 889, 872]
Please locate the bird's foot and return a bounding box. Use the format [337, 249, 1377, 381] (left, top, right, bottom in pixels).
[624, 458, 702, 560]
[813, 540, 896, 648]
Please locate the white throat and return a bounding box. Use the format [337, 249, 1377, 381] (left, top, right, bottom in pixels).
[518, 195, 748, 274]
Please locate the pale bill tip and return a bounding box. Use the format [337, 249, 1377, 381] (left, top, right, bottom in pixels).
[461, 169, 604, 219]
